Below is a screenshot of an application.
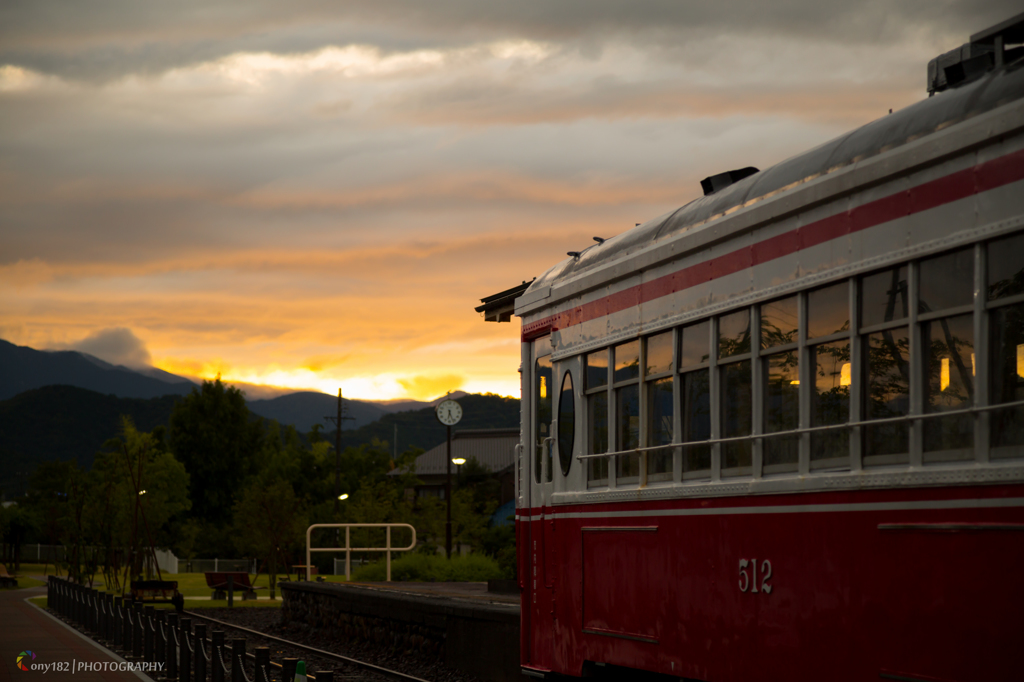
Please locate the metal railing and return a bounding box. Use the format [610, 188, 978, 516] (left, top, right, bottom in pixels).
[45, 576, 334, 682]
[576, 397, 1024, 461]
[305, 523, 417, 582]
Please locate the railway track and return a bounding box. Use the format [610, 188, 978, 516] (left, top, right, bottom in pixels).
[184, 610, 432, 682]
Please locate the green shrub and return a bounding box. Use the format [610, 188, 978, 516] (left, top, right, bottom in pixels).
[352, 552, 502, 582]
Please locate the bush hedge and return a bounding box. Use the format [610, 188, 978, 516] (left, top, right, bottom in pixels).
[352, 552, 503, 582]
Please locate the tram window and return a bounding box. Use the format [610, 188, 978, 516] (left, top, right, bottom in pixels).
[761, 296, 798, 349]
[920, 248, 973, 313]
[719, 309, 751, 358]
[861, 266, 909, 327]
[680, 320, 711, 368]
[721, 360, 752, 474]
[810, 340, 850, 467]
[557, 371, 575, 476]
[680, 369, 711, 478]
[588, 392, 609, 484]
[586, 348, 610, 486]
[615, 340, 641, 382]
[615, 340, 641, 482]
[989, 302, 1024, 456]
[763, 351, 798, 472]
[646, 331, 673, 375]
[863, 327, 910, 463]
[922, 314, 974, 460]
[587, 349, 609, 389]
[616, 384, 641, 481]
[808, 282, 850, 339]
[988, 232, 1024, 300]
[536, 354, 553, 483]
[646, 377, 673, 478]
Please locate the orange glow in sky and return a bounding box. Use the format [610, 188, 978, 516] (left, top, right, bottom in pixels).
[0, 4, 983, 401]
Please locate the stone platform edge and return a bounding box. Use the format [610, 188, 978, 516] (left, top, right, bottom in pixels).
[279, 581, 520, 682]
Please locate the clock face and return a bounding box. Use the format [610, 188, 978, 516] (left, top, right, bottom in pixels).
[436, 399, 463, 426]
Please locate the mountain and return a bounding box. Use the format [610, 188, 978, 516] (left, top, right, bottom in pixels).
[0, 339, 197, 401]
[0, 386, 184, 498]
[246, 392, 388, 431]
[372, 390, 470, 413]
[334, 393, 520, 456]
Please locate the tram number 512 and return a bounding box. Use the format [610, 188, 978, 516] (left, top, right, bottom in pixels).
[738, 558, 773, 594]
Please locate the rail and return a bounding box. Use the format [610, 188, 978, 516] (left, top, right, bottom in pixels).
[305, 523, 417, 582]
[576, 397, 1024, 460]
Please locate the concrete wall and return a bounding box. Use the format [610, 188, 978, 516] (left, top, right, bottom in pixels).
[280, 582, 520, 682]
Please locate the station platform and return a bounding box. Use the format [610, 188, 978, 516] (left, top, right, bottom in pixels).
[338, 580, 520, 607]
[0, 578, 157, 682]
[280, 580, 520, 682]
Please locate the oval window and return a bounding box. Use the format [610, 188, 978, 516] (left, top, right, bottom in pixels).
[557, 371, 575, 476]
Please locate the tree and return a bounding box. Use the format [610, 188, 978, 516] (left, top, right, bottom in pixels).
[81, 418, 190, 590]
[232, 480, 306, 599]
[167, 378, 264, 526]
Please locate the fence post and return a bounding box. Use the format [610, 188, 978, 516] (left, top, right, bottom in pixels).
[124, 598, 134, 655]
[166, 613, 178, 681]
[227, 575, 234, 608]
[230, 640, 245, 682]
[144, 606, 155, 661]
[155, 610, 165, 669]
[211, 631, 225, 682]
[194, 623, 207, 682]
[179, 617, 191, 682]
[254, 648, 269, 682]
[280, 659, 297, 682]
[133, 602, 144, 659]
[113, 596, 123, 648]
[386, 526, 392, 582]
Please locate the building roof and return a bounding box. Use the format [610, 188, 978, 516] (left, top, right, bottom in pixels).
[389, 428, 519, 478]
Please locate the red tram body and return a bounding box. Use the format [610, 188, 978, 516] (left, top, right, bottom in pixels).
[510, 17, 1024, 682]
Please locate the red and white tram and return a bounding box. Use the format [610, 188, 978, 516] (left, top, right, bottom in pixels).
[510, 15, 1024, 682]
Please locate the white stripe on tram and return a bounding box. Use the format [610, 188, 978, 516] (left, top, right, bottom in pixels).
[514, 496, 1024, 523]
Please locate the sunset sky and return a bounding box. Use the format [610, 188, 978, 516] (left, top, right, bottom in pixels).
[1, 1, 1016, 401]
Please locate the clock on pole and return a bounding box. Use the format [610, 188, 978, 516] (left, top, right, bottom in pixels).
[436, 398, 463, 426]
[436, 397, 462, 559]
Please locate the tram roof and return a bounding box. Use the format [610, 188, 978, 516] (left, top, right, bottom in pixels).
[521, 55, 1024, 310]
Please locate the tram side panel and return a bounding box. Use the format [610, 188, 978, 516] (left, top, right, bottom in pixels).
[545, 489, 1024, 681]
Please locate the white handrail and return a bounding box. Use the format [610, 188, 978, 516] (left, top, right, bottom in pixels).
[304, 523, 417, 582]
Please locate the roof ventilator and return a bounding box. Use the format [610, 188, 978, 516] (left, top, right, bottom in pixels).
[928, 11, 1024, 95]
[700, 166, 759, 196]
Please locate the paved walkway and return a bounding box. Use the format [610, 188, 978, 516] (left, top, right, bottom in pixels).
[0, 581, 156, 682]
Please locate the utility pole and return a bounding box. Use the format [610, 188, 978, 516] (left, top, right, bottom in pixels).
[324, 389, 354, 516]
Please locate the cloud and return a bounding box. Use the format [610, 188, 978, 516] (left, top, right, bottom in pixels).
[66, 327, 153, 368]
[398, 374, 466, 401]
[1, 0, 1016, 82]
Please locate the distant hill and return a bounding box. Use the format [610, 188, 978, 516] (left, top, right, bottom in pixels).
[0, 339, 197, 401]
[0, 384, 520, 499]
[247, 391, 388, 431]
[334, 393, 520, 456]
[0, 386, 184, 498]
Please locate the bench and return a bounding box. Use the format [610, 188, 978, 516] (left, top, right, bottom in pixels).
[129, 580, 179, 603]
[203, 572, 264, 600]
[0, 564, 18, 588]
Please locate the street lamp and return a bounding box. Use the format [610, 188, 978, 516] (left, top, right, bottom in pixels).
[338, 494, 349, 501]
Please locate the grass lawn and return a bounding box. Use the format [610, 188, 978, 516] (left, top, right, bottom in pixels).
[16, 563, 352, 605]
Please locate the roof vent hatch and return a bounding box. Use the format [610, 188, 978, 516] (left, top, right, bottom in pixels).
[700, 166, 759, 196]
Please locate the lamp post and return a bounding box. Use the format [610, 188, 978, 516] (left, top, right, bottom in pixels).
[324, 389, 354, 517]
[435, 397, 463, 559]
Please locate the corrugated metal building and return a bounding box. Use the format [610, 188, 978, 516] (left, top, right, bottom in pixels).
[389, 428, 518, 508]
